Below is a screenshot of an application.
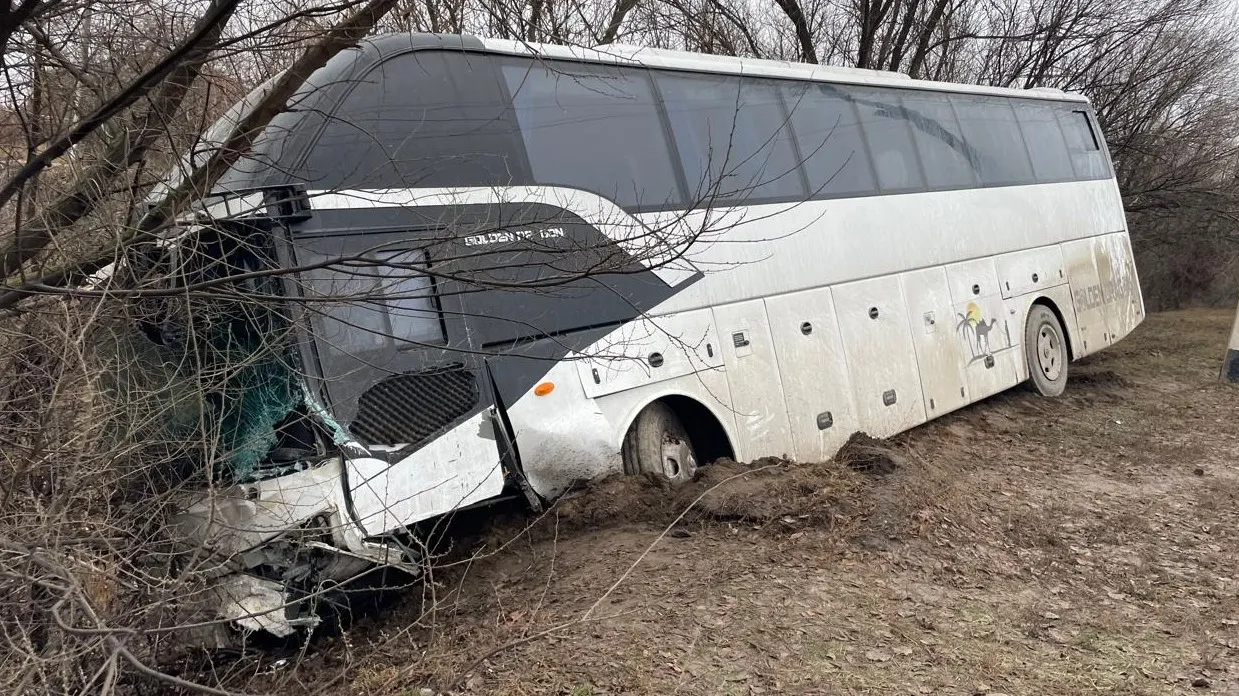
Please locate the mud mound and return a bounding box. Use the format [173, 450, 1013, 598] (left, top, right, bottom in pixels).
[679, 457, 864, 528]
[546, 473, 676, 532]
[835, 431, 906, 475]
[539, 437, 909, 537]
[1070, 368, 1131, 389]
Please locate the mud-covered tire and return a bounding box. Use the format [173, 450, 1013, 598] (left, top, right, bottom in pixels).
[1024, 304, 1069, 397]
[622, 402, 698, 484]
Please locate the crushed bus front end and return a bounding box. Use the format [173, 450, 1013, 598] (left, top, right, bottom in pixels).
[123, 189, 532, 639]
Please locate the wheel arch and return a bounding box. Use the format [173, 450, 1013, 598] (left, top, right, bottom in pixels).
[620, 393, 736, 466]
[1030, 295, 1075, 361]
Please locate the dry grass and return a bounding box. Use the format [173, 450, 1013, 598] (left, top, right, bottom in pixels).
[229, 309, 1239, 696]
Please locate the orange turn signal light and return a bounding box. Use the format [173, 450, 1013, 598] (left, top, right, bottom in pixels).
[534, 382, 555, 396]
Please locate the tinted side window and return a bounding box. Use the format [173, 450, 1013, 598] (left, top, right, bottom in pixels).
[502, 60, 683, 210]
[658, 74, 806, 202]
[853, 87, 925, 192]
[782, 82, 877, 197]
[1014, 102, 1074, 182]
[299, 248, 444, 357]
[951, 95, 1035, 186]
[1058, 109, 1109, 179]
[305, 51, 523, 190]
[901, 92, 978, 189]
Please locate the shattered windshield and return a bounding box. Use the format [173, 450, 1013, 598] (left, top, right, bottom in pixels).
[126, 222, 317, 483]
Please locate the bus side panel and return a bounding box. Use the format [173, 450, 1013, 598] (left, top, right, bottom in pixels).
[1060, 238, 1109, 357]
[995, 246, 1067, 300]
[944, 258, 1021, 402]
[506, 358, 622, 499]
[346, 412, 507, 536]
[1096, 232, 1144, 343]
[765, 287, 859, 461]
[712, 299, 793, 460]
[1117, 232, 1147, 322]
[574, 311, 722, 399]
[899, 267, 970, 419]
[833, 277, 926, 438]
[944, 257, 1003, 305]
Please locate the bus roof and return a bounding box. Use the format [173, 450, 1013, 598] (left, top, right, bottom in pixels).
[476, 37, 1087, 103]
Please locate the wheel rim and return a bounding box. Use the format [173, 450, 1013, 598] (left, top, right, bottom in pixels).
[1036, 321, 1063, 381]
[660, 431, 696, 480]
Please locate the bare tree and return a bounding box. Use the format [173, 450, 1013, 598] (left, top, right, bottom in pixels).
[0, 2, 416, 692]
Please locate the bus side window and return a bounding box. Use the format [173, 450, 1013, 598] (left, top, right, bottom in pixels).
[852, 87, 926, 193]
[304, 51, 521, 190]
[782, 82, 877, 198]
[501, 60, 684, 211]
[657, 73, 806, 203]
[1014, 102, 1075, 183]
[297, 247, 445, 357]
[950, 95, 1036, 187]
[1058, 110, 1110, 180]
[901, 92, 978, 189]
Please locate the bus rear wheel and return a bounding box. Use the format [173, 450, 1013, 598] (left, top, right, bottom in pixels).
[1025, 304, 1068, 397]
[622, 402, 699, 484]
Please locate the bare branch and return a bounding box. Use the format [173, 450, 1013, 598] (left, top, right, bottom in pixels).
[0, 0, 241, 213]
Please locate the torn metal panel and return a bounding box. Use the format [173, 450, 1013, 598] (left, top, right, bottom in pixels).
[175, 460, 342, 556]
[174, 457, 415, 569]
[177, 455, 422, 636]
[213, 574, 306, 637]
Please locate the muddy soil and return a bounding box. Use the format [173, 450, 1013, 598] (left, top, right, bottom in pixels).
[231, 309, 1239, 696]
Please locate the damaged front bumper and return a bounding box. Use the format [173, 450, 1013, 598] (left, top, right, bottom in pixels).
[175, 458, 418, 637]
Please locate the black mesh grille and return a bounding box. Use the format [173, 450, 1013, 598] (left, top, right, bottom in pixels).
[351, 364, 480, 447]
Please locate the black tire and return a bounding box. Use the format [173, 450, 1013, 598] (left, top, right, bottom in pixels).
[621, 402, 698, 483]
[1024, 304, 1069, 397]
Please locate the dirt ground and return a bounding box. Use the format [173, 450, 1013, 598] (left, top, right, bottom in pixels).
[240, 309, 1239, 696]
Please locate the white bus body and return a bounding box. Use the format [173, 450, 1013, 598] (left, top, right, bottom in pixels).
[161, 33, 1142, 635]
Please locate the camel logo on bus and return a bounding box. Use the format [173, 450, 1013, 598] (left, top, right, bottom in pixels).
[463, 226, 567, 247]
[957, 302, 1009, 363]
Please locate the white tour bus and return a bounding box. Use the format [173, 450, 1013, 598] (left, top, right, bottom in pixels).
[155, 33, 1143, 635]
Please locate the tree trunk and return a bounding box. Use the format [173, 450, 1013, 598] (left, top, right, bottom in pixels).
[906, 0, 951, 78]
[0, 0, 240, 283]
[598, 0, 639, 45]
[773, 0, 819, 64]
[0, 0, 402, 312]
[0, 0, 242, 213]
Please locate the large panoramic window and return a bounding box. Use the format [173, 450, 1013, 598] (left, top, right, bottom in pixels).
[503, 60, 684, 209]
